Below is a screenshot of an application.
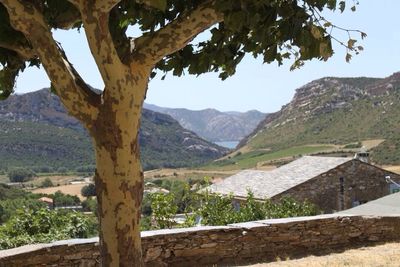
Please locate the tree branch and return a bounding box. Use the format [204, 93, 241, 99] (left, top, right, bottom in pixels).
[73, 0, 129, 88]
[0, 0, 100, 126]
[68, 0, 120, 12]
[134, 0, 223, 65]
[0, 41, 36, 60]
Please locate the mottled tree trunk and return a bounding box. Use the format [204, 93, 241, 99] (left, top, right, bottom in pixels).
[0, 1, 221, 266]
[92, 105, 145, 267]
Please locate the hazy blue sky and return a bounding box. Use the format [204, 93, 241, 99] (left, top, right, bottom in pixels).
[14, 1, 400, 113]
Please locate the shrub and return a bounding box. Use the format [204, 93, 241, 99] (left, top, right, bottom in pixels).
[0, 208, 98, 249]
[75, 165, 96, 173]
[7, 168, 36, 183]
[82, 197, 97, 214]
[40, 178, 54, 188]
[81, 184, 96, 197]
[32, 166, 54, 173]
[57, 167, 68, 174]
[150, 193, 178, 229]
[52, 191, 81, 207]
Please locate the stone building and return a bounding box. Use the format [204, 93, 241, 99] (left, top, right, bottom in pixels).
[207, 156, 400, 213]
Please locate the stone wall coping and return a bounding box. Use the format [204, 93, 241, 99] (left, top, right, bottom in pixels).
[141, 225, 230, 237]
[255, 214, 341, 224]
[1, 214, 399, 261]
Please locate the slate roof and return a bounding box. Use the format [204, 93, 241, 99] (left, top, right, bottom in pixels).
[337, 192, 400, 216]
[207, 156, 352, 199]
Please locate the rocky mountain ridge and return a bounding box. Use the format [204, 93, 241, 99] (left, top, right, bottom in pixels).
[239, 72, 400, 164]
[144, 103, 266, 142]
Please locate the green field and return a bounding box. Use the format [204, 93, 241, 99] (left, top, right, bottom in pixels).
[201, 145, 335, 171]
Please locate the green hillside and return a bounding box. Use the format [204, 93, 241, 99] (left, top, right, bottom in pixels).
[0, 120, 93, 170]
[0, 89, 228, 172]
[238, 73, 400, 165]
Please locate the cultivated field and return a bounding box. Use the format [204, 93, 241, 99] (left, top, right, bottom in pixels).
[32, 183, 88, 200]
[244, 242, 400, 267]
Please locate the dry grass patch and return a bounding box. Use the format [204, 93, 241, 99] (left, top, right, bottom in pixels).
[32, 183, 87, 200]
[383, 165, 400, 175]
[32, 175, 82, 186]
[144, 168, 236, 181]
[362, 139, 385, 150]
[244, 242, 400, 267]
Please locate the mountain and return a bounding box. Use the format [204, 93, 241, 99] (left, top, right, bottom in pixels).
[144, 103, 266, 142]
[0, 89, 229, 171]
[239, 72, 400, 164]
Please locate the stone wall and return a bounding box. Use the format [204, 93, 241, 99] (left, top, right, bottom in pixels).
[273, 160, 400, 213]
[1, 215, 400, 266]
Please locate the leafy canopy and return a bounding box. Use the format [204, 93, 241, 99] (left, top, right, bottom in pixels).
[0, 0, 364, 98]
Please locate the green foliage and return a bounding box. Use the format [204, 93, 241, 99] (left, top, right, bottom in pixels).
[75, 165, 96, 174]
[0, 183, 33, 200]
[0, 208, 98, 249]
[190, 191, 319, 226]
[0, 120, 94, 171]
[149, 193, 178, 229]
[31, 166, 54, 173]
[82, 197, 97, 214]
[0, 96, 226, 171]
[0, 198, 46, 224]
[57, 167, 68, 174]
[204, 145, 334, 170]
[263, 197, 320, 218]
[7, 168, 36, 183]
[81, 184, 96, 197]
[39, 178, 54, 188]
[141, 194, 152, 216]
[143, 180, 320, 229]
[52, 191, 81, 207]
[0, 1, 362, 94]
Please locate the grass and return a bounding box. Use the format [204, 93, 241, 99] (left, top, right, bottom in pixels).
[0, 175, 8, 183]
[243, 242, 400, 267]
[201, 145, 335, 171]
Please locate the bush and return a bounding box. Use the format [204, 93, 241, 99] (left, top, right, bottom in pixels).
[81, 184, 96, 197]
[0, 198, 46, 224]
[32, 166, 54, 173]
[150, 193, 178, 229]
[7, 168, 36, 183]
[57, 167, 68, 174]
[75, 165, 96, 173]
[40, 178, 54, 188]
[52, 191, 81, 207]
[0, 208, 98, 249]
[82, 197, 97, 214]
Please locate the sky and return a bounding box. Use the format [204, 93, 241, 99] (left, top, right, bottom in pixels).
[13, 1, 400, 113]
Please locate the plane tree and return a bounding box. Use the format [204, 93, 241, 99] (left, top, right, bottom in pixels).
[0, 0, 363, 266]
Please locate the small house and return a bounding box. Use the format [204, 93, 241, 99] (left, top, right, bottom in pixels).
[207, 156, 400, 213]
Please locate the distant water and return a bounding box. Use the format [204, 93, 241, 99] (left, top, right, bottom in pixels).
[214, 141, 239, 149]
